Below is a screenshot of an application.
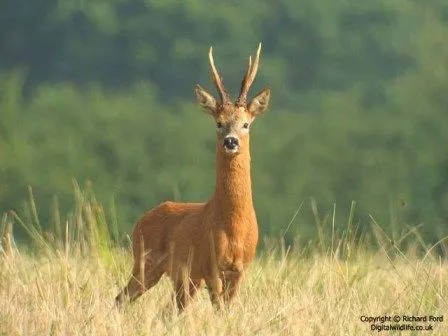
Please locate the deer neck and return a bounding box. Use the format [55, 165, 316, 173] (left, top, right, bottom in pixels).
[213, 141, 254, 218]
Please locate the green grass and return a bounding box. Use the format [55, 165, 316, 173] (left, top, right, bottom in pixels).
[0, 185, 447, 335]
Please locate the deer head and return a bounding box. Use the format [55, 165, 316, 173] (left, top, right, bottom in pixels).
[195, 43, 271, 155]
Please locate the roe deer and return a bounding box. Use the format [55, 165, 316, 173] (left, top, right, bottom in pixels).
[115, 43, 271, 311]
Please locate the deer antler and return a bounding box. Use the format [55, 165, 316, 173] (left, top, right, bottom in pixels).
[237, 43, 262, 106]
[209, 47, 230, 105]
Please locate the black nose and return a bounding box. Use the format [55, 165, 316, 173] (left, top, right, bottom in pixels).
[223, 137, 239, 150]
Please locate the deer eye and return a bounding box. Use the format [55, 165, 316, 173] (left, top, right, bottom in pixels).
[243, 122, 249, 129]
[216, 122, 223, 129]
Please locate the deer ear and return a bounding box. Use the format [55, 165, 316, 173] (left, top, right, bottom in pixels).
[195, 84, 217, 115]
[248, 87, 271, 116]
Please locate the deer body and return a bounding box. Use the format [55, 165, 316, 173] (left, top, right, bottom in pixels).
[115, 44, 270, 311]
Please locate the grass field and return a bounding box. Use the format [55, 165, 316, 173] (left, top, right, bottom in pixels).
[0, 187, 447, 335]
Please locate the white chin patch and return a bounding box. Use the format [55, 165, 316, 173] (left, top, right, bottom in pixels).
[224, 147, 239, 154]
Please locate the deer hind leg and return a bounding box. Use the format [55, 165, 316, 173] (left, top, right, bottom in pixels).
[115, 265, 142, 307]
[173, 272, 204, 312]
[115, 256, 165, 307]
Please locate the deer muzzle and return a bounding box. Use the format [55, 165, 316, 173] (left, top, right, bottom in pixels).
[223, 136, 239, 153]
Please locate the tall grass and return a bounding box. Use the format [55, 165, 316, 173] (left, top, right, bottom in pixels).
[1, 185, 447, 335]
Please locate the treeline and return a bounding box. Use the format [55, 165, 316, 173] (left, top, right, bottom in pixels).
[1, 0, 448, 245]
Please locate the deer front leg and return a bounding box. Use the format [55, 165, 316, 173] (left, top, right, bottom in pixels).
[206, 276, 224, 309]
[222, 270, 243, 302]
[206, 261, 244, 308]
[222, 261, 244, 302]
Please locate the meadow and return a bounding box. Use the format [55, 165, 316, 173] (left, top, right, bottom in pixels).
[1, 186, 447, 335]
[2, 1, 448, 335]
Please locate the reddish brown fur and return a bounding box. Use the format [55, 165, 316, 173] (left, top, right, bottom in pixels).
[115, 44, 271, 311]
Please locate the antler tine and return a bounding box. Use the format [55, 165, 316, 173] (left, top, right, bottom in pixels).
[209, 46, 229, 104]
[237, 43, 262, 106]
[245, 55, 253, 84]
